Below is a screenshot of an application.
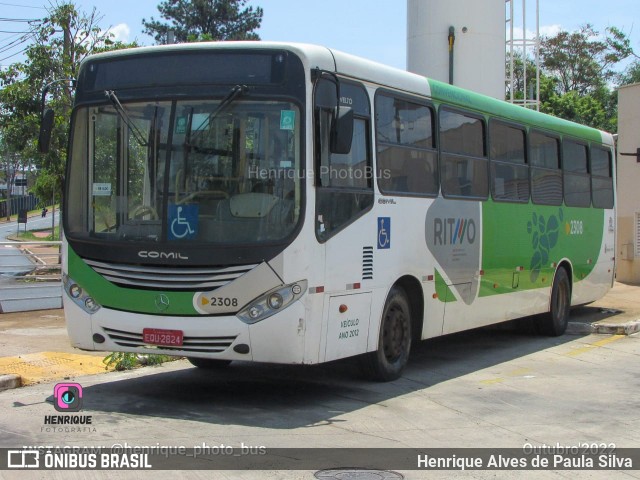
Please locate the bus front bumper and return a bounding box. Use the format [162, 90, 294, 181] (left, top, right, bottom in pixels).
[63, 295, 308, 364]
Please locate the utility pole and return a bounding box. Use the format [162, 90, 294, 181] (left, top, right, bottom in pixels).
[5, 152, 13, 221]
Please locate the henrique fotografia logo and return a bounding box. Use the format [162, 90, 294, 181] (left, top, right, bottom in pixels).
[53, 383, 83, 412]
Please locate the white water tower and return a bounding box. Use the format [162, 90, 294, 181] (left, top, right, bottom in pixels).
[407, 0, 505, 99]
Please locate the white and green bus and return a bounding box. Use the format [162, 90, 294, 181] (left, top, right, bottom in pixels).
[52, 42, 616, 381]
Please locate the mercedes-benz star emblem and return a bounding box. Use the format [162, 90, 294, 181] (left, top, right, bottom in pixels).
[155, 294, 170, 312]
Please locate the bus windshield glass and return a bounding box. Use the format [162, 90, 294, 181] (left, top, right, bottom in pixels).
[66, 97, 302, 246]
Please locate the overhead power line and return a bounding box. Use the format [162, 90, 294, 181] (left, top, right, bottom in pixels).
[0, 2, 46, 8]
[0, 45, 29, 63]
[0, 18, 40, 23]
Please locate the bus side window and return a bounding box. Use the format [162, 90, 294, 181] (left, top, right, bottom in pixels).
[439, 108, 488, 199]
[530, 131, 562, 206]
[563, 139, 590, 207]
[314, 79, 373, 241]
[375, 92, 438, 196]
[591, 146, 614, 209]
[489, 120, 529, 203]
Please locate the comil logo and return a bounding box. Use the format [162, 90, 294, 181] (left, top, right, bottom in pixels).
[53, 383, 83, 412]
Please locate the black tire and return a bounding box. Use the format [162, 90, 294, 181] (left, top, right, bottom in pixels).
[538, 267, 571, 336]
[360, 286, 412, 381]
[187, 357, 232, 369]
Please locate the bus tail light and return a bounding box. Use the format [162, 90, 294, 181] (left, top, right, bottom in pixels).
[237, 280, 307, 324]
[63, 274, 101, 314]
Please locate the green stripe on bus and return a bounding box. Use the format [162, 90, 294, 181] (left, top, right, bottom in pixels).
[68, 247, 199, 315]
[435, 268, 458, 303]
[428, 79, 604, 143]
[479, 200, 604, 297]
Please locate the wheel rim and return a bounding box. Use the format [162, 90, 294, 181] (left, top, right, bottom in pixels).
[382, 303, 409, 362]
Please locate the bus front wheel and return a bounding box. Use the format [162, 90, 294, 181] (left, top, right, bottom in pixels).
[187, 357, 232, 369]
[360, 286, 412, 382]
[538, 267, 571, 336]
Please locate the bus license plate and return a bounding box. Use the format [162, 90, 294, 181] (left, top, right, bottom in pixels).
[143, 328, 183, 347]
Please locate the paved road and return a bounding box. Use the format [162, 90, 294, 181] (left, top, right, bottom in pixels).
[0, 211, 58, 240]
[0, 243, 34, 276]
[0, 283, 62, 313]
[0, 213, 61, 312]
[0, 323, 639, 478]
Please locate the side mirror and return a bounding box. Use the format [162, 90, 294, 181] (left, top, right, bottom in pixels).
[38, 108, 55, 154]
[330, 106, 353, 154]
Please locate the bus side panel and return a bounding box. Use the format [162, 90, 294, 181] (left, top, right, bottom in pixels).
[571, 207, 615, 305]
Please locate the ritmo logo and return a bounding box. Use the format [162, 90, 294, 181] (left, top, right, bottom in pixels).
[433, 218, 476, 246]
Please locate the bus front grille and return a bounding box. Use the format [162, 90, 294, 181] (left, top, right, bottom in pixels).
[84, 259, 258, 291]
[102, 327, 237, 353]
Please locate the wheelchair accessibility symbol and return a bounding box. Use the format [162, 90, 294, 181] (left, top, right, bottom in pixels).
[168, 204, 199, 240]
[378, 217, 390, 249]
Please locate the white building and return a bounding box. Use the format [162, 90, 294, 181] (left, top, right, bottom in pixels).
[616, 82, 640, 284]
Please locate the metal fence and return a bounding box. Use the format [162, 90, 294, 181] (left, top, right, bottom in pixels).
[0, 241, 62, 313]
[0, 195, 41, 218]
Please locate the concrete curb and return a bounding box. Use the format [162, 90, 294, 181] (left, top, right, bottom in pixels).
[567, 319, 640, 336]
[593, 319, 640, 335]
[0, 374, 22, 391]
[20, 246, 47, 266]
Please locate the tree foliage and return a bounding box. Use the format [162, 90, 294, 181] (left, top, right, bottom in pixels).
[142, 0, 263, 44]
[619, 60, 640, 86]
[0, 2, 136, 205]
[540, 24, 632, 95]
[509, 24, 635, 132]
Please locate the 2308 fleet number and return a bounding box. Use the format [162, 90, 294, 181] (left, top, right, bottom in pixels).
[210, 297, 238, 307]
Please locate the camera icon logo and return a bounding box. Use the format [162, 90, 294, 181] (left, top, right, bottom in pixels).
[53, 383, 83, 412]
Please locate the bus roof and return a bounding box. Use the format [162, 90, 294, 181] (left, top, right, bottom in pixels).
[84, 41, 612, 145]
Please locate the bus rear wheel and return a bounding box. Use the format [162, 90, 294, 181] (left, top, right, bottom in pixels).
[360, 286, 412, 382]
[187, 357, 232, 369]
[538, 267, 571, 336]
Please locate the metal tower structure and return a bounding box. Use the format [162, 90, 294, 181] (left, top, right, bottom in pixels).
[505, 0, 541, 110]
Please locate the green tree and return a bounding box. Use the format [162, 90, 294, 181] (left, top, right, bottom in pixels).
[142, 0, 263, 44]
[540, 24, 632, 95]
[619, 60, 640, 86]
[0, 2, 136, 212]
[506, 52, 557, 106]
[541, 89, 615, 132]
[511, 24, 635, 132]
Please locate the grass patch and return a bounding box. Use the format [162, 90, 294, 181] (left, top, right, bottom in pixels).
[15, 226, 60, 241]
[103, 352, 178, 371]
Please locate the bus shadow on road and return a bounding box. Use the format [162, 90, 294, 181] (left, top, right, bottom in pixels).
[81, 316, 587, 429]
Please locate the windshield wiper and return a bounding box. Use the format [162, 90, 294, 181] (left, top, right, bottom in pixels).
[188, 84, 249, 145]
[105, 90, 148, 146]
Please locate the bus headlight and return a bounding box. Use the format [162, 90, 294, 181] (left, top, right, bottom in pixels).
[63, 274, 101, 314]
[69, 284, 82, 299]
[268, 293, 284, 309]
[237, 280, 307, 324]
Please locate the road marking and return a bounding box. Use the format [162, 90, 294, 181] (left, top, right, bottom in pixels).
[0, 352, 112, 385]
[480, 367, 533, 385]
[564, 335, 625, 357]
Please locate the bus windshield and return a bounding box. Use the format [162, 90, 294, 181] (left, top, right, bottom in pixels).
[66, 97, 302, 246]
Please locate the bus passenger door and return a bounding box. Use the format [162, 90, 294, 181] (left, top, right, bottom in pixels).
[313, 78, 375, 360]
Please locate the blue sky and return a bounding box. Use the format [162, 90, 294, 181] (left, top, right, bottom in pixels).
[0, 0, 639, 71]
